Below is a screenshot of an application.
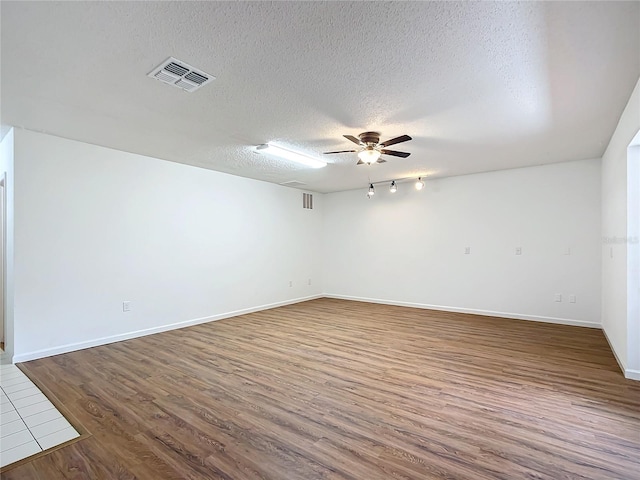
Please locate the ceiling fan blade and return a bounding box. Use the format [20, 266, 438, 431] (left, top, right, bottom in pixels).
[380, 149, 411, 158]
[380, 135, 412, 148]
[356, 159, 365, 165]
[344, 135, 363, 145]
[323, 150, 357, 154]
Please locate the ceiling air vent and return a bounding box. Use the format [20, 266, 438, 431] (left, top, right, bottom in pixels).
[148, 57, 215, 93]
[280, 180, 307, 188]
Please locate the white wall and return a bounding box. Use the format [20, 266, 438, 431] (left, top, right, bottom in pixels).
[601, 76, 640, 379]
[627, 143, 639, 378]
[323, 159, 602, 326]
[0, 128, 15, 358]
[12, 129, 323, 361]
[8, 124, 631, 370]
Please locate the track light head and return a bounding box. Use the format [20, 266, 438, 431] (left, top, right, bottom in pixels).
[415, 177, 425, 190]
[367, 183, 375, 198]
[389, 180, 397, 193]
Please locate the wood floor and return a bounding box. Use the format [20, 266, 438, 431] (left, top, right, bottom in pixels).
[3, 298, 640, 479]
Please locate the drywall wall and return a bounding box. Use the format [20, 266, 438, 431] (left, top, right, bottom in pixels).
[601, 77, 640, 379]
[0, 128, 14, 358]
[627, 142, 639, 379]
[12, 129, 323, 361]
[323, 159, 601, 326]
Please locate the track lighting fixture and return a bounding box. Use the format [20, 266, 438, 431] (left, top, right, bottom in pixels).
[367, 183, 375, 198]
[365, 177, 426, 199]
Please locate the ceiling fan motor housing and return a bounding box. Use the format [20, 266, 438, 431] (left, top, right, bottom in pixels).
[359, 132, 381, 145]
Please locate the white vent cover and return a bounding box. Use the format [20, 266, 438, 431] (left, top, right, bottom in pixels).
[280, 180, 307, 187]
[148, 57, 215, 92]
[303, 193, 313, 209]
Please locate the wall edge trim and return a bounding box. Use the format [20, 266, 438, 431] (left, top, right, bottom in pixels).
[624, 369, 640, 381]
[602, 326, 628, 377]
[323, 294, 601, 328]
[12, 294, 323, 363]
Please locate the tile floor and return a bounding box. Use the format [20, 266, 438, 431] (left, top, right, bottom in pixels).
[0, 363, 79, 468]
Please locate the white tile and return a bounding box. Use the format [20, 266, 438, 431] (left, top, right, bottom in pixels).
[0, 419, 28, 438]
[0, 370, 27, 382]
[30, 417, 72, 440]
[7, 385, 41, 401]
[2, 381, 36, 394]
[0, 376, 31, 388]
[16, 399, 54, 418]
[22, 408, 62, 429]
[12, 393, 48, 409]
[0, 402, 16, 414]
[37, 426, 79, 451]
[0, 409, 21, 425]
[0, 366, 20, 372]
[0, 367, 26, 376]
[0, 440, 41, 468]
[0, 395, 11, 405]
[0, 429, 35, 451]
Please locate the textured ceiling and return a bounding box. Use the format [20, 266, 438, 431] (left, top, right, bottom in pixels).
[1, 1, 639, 193]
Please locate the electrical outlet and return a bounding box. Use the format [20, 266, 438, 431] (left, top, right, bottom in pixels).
[464, 247, 470, 254]
[289, 281, 293, 287]
[554, 294, 562, 303]
[308, 278, 312, 286]
[564, 247, 571, 256]
[123, 301, 131, 312]
[515, 247, 522, 255]
[569, 295, 576, 303]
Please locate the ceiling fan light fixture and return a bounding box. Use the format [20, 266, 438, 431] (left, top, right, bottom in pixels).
[256, 143, 327, 169]
[415, 177, 425, 190]
[367, 183, 375, 198]
[389, 180, 397, 193]
[324, 132, 412, 166]
[358, 148, 381, 165]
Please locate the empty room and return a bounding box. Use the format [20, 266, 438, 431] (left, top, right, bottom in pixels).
[0, 1, 639, 478]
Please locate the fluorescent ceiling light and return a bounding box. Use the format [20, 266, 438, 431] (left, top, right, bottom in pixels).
[256, 143, 326, 169]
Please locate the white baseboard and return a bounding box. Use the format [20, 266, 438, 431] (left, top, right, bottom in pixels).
[601, 328, 640, 381]
[601, 327, 627, 376]
[626, 369, 640, 381]
[327, 295, 640, 381]
[11, 293, 635, 380]
[12, 294, 322, 363]
[323, 294, 602, 329]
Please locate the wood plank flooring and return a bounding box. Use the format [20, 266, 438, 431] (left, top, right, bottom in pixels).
[3, 298, 639, 479]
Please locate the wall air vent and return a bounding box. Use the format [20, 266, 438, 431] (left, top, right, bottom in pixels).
[148, 57, 215, 93]
[303, 193, 313, 209]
